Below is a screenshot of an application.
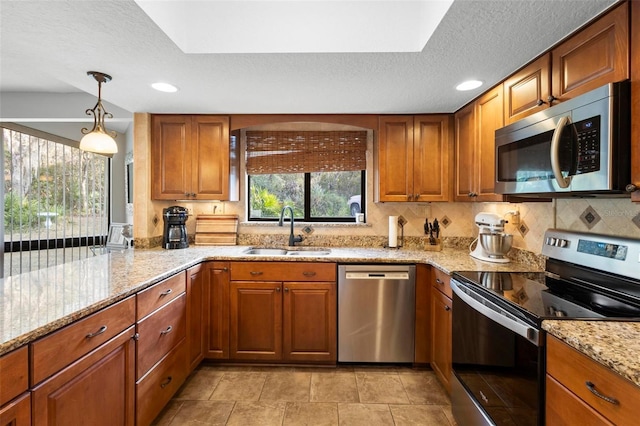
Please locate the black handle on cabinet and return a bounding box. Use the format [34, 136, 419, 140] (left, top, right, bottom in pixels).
[585, 381, 619, 405]
[276, 287, 281, 292]
[86, 325, 107, 339]
[160, 376, 173, 388]
[436, 278, 443, 285]
[444, 305, 451, 311]
[160, 288, 173, 296]
[284, 287, 289, 292]
[250, 271, 263, 276]
[302, 271, 316, 277]
[160, 325, 173, 335]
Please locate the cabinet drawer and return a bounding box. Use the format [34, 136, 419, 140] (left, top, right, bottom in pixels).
[136, 341, 188, 426]
[231, 261, 336, 282]
[546, 374, 613, 425]
[432, 268, 451, 298]
[31, 296, 135, 385]
[0, 346, 28, 406]
[547, 336, 640, 425]
[137, 293, 187, 379]
[137, 271, 186, 320]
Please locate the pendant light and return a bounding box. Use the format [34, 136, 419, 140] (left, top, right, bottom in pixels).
[80, 71, 118, 157]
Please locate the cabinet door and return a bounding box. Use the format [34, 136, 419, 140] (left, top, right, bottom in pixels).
[631, 0, 640, 202]
[230, 281, 282, 360]
[378, 116, 414, 201]
[205, 262, 230, 359]
[191, 116, 230, 200]
[551, 2, 629, 102]
[454, 103, 475, 201]
[187, 263, 205, 371]
[475, 86, 505, 202]
[0, 393, 30, 426]
[430, 287, 452, 393]
[504, 53, 551, 124]
[32, 327, 136, 426]
[283, 282, 336, 363]
[151, 115, 192, 200]
[413, 115, 452, 202]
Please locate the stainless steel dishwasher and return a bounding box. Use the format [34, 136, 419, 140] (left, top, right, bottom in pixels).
[338, 264, 416, 363]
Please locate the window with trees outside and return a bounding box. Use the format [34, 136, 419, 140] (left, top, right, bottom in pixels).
[2, 125, 110, 277]
[246, 130, 366, 222]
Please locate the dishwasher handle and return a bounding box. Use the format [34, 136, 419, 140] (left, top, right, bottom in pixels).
[344, 272, 410, 280]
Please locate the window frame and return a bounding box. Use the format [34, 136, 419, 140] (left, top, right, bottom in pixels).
[247, 170, 366, 223]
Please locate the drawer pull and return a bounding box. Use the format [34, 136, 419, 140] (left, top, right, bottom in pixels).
[250, 271, 263, 276]
[160, 288, 173, 296]
[585, 381, 619, 405]
[444, 305, 451, 311]
[86, 325, 107, 339]
[436, 278, 444, 285]
[160, 325, 173, 335]
[302, 271, 316, 277]
[160, 376, 173, 388]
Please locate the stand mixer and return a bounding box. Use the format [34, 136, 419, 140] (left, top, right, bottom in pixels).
[470, 212, 513, 263]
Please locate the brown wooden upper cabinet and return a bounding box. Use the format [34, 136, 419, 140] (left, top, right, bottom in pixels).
[504, 2, 629, 125]
[378, 115, 452, 202]
[455, 85, 505, 202]
[152, 115, 231, 200]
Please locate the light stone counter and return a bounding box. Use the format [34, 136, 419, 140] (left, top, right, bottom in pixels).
[543, 320, 640, 388]
[1, 245, 541, 355]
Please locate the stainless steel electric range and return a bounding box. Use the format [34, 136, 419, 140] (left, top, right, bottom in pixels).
[450, 229, 640, 426]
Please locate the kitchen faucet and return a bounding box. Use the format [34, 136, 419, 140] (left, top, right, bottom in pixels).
[279, 206, 303, 247]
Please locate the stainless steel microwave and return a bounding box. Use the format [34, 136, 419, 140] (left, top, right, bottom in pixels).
[494, 81, 631, 197]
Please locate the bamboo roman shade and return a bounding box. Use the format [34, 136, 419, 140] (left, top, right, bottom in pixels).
[245, 131, 367, 174]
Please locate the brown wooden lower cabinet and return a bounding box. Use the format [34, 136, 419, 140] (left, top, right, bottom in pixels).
[430, 284, 452, 393]
[136, 340, 189, 426]
[187, 263, 206, 371]
[31, 327, 136, 426]
[0, 393, 31, 426]
[204, 262, 230, 359]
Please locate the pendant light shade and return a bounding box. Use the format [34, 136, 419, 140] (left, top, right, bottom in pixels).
[80, 71, 118, 157]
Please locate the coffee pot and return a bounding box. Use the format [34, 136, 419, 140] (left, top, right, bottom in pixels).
[162, 206, 189, 249]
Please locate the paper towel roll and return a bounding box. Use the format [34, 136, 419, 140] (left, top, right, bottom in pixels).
[388, 216, 398, 248]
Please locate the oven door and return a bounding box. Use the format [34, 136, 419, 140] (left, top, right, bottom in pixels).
[450, 279, 545, 426]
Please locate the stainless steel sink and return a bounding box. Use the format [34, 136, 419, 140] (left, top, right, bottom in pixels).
[243, 248, 288, 255]
[243, 247, 331, 256]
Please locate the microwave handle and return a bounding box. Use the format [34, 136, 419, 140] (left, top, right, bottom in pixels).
[550, 115, 572, 188]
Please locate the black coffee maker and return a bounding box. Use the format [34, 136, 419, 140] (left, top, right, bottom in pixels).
[162, 206, 189, 249]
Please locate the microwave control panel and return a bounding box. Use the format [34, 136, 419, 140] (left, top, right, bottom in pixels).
[575, 116, 601, 174]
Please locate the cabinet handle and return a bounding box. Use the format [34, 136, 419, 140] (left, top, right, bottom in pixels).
[436, 278, 443, 285]
[86, 325, 107, 339]
[468, 192, 477, 197]
[536, 99, 545, 106]
[547, 95, 557, 104]
[444, 305, 451, 311]
[160, 325, 173, 335]
[284, 287, 289, 292]
[585, 381, 619, 405]
[250, 271, 263, 276]
[222, 267, 229, 272]
[276, 287, 281, 292]
[414, 194, 419, 201]
[302, 271, 316, 277]
[160, 376, 173, 389]
[160, 288, 173, 296]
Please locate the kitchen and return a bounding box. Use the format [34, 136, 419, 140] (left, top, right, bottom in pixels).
[2, 0, 640, 425]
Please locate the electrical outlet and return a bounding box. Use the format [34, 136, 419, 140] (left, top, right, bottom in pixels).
[212, 202, 224, 214]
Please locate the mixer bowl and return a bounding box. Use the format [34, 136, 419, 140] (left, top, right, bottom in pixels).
[479, 233, 513, 257]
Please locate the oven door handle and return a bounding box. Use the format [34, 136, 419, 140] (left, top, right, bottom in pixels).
[451, 280, 541, 346]
[550, 115, 572, 189]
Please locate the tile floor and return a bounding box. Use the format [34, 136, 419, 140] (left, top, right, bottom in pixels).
[153, 364, 457, 425]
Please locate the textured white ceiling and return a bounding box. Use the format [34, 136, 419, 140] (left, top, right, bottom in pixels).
[0, 0, 618, 118]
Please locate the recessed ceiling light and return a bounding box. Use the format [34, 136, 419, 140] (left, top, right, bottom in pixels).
[456, 80, 483, 91]
[152, 82, 178, 93]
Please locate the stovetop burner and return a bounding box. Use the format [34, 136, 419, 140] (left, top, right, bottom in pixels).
[452, 270, 640, 324]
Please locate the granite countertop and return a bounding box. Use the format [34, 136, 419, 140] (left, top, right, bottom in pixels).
[543, 320, 640, 388]
[0, 245, 540, 355]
